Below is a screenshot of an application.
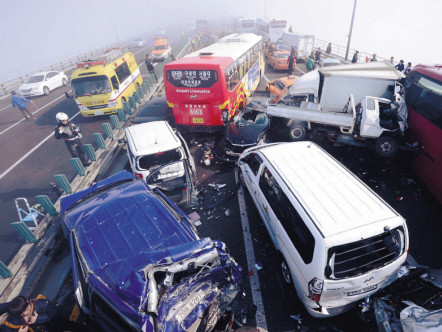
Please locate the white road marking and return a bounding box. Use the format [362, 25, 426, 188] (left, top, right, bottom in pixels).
[295, 67, 305, 74]
[0, 110, 81, 181]
[0, 92, 69, 136]
[235, 168, 268, 331]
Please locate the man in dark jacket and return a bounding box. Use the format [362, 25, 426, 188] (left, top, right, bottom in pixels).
[0, 295, 80, 331]
[145, 55, 158, 82]
[395, 60, 405, 71]
[287, 54, 294, 76]
[351, 51, 359, 63]
[54, 112, 90, 167]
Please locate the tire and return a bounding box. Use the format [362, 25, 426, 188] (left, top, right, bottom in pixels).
[280, 255, 293, 285]
[375, 136, 398, 158]
[62, 78, 68, 86]
[43, 86, 50, 95]
[288, 125, 306, 141]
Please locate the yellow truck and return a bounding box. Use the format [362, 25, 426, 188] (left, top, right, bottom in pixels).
[70, 49, 143, 117]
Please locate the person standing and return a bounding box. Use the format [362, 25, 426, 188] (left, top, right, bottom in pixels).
[54, 112, 91, 167]
[351, 51, 359, 63]
[326, 43, 332, 55]
[315, 48, 321, 62]
[389, 56, 395, 65]
[11, 91, 34, 120]
[404, 62, 412, 75]
[370, 53, 378, 61]
[395, 60, 405, 72]
[145, 55, 158, 82]
[287, 54, 294, 77]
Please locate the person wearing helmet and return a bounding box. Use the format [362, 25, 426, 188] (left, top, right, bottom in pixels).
[54, 112, 91, 167]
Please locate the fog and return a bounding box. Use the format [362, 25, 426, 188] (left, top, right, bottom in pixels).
[1, 0, 440, 80]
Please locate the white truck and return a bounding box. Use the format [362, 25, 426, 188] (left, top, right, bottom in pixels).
[267, 94, 408, 157]
[265, 62, 413, 157]
[276, 32, 315, 60]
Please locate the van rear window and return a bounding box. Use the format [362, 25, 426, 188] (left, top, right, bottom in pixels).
[138, 149, 182, 170]
[326, 227, 405, 279]
[166, 70, 218, 88]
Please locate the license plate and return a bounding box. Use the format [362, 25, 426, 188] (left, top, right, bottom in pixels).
[192, 117, 204, 124]
[346, 284, 378, 296]
[175, 290, 206, 323]
[94, 110, 104, 115]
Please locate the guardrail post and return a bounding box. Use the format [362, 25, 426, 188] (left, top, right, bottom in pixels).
[110, 114, 120, 130]
[137, 86, 144, 98]
[123, 101, 133, 115]
[36, 195, 57, 216]
[54, 174, 72, 194]
[93, 133, 106, 149]
[11, 222, 38, 243]
[83, 144, 97, 161]
[117, 108, 127, 122]
[133, 91, 140, 103]
[102, 123, 114, 139]
[0, 260, 12, 278]
[70, 158, 86, 176]
[129, 96, 136, 109]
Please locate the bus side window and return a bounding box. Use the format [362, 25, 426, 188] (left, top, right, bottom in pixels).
[111, 76, 119, 90]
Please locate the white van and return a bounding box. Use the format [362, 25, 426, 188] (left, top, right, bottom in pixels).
[238, 141, 409, 317]
[125, 121, 196, 206]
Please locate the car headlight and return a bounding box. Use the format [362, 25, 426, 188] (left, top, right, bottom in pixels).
[79, 105, 88, 112]
[108, 100, 118, 108]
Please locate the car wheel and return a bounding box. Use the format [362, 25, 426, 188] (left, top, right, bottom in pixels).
[375, 136, 398, 158]
[280, 255, 293, 285]
[62, 78, 68, 86]
[43, 86, 50, 95]
[289, 125, 306, 141]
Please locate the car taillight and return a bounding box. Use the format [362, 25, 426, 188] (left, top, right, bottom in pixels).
[308, 277, 324, 302]
[135, 173, 143, 179]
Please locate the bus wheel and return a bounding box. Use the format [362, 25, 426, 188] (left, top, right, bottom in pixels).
[289, 125, 306, 141]
[375, 136, 398, 158]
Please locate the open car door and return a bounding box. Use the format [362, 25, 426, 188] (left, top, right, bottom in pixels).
[146, 160, 194, 207]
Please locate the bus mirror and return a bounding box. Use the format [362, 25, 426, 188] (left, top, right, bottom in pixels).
[65, 91, 74, 99]
[222, 109, 229, 123]
[113, 83, 119, 90]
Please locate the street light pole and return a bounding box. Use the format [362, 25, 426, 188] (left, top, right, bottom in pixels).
[345, 0, 357, 61]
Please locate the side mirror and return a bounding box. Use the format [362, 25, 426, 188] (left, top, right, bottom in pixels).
[65, 91, 74, 99]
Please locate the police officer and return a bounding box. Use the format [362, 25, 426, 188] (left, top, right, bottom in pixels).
[54, 112, 91, 166]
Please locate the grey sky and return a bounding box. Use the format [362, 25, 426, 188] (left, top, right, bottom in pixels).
[1, 0, 441, 80]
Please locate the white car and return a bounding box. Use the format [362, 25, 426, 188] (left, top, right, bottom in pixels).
[131, 38, 146, 48]
[319, 58, 342, 67]
[18, 71, 68, 96]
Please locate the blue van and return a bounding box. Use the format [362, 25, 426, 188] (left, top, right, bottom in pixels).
[60, 171, 242, 331]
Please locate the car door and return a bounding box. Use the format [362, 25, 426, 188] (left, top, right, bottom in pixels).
[145, 160, 194, 207]
[45, 72, 55, 90]
[174, 129, 196, 176]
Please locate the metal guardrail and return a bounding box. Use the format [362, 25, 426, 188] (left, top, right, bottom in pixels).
[0, 39, 132, 97]
[314, 38, 388, 63]
[0, 41, 192, 302]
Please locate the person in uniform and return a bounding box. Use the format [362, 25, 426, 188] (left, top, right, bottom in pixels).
[54, 112, 90, 167]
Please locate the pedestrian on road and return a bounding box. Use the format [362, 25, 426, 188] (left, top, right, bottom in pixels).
[0, 295, 81, 332]
[54, 112, 91, 167]
[11, 91, 34, 120]
[306, 57, 315, 71]
[315, 48, 321, 62]
[371, 53, 378, 61]
[395, 60, 405, 72]
[145, 55, 158, 82]
[351, 51, 359, 63]
[287, 54, 294, 76]
[326, 43, 332, 55]
[404, 62, 412, 75]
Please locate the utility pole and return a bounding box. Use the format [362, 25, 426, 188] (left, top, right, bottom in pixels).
[345, 0, 357, 61]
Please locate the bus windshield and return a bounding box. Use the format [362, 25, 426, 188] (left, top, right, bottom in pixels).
[166, 70, 218, 88]
[71, 76, 112, 97]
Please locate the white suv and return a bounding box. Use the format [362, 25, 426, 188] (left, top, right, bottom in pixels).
[238, 141, 409, 317]
[125, 121, 195, 206]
